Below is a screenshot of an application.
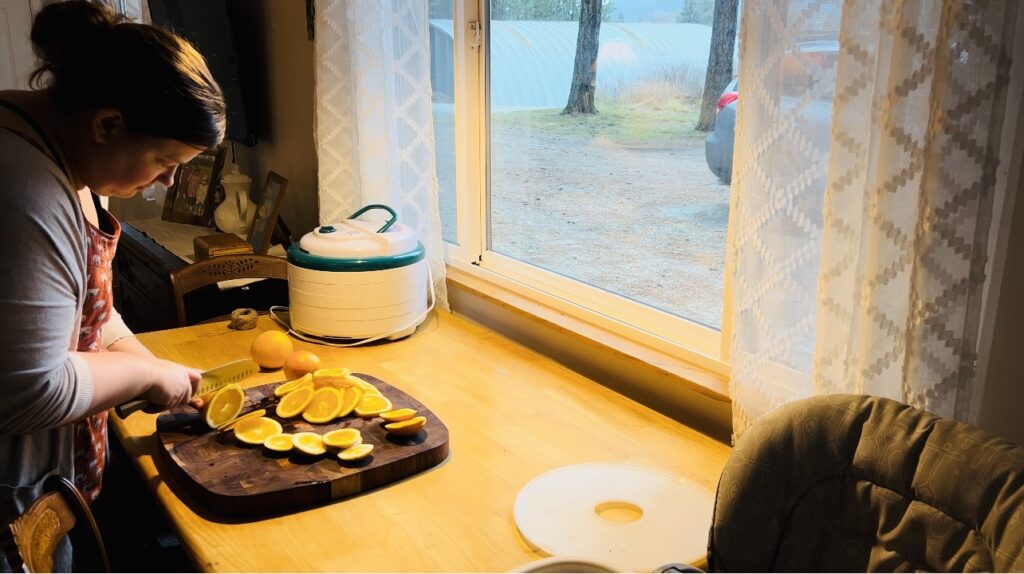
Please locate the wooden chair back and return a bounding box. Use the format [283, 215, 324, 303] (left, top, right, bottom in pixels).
[170, 254, 288, 326]
[1, 475, 109, 572]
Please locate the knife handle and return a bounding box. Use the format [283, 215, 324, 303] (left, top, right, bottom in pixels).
[115, 399, 149, 419]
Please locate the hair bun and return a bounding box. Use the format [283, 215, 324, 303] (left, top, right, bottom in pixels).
[27, 0, 225, 148]
[31, 1, 121, 73]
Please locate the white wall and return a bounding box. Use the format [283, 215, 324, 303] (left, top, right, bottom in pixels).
[231, 0, 318, 239]
[975, 4, 1024, 447]
[977, 184, 1024, 447]
[0, 0, 36, 90]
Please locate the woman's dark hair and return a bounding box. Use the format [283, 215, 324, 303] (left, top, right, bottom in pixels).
[30, 0, 226, 149]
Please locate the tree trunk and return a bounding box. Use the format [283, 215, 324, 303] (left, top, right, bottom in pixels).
[695, 0, 739, 131]
[562, 0, 602, 115]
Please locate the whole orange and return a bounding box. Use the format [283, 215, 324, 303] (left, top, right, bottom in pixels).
[250, 330, 294, 369]
[283, 350, 323, 380]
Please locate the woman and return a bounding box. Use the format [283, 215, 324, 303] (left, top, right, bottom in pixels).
[0, 1, 226, 569]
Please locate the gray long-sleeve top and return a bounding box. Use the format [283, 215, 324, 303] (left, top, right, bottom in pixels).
[0, 128, 94, 506]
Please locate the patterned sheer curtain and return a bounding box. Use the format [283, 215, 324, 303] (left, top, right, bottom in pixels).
[314, 0, 449, 308]
[728, 0, 1017, 439]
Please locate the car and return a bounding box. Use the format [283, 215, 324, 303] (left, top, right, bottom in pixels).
[704, 41, 839, 184]
[704, 78, 738, 183]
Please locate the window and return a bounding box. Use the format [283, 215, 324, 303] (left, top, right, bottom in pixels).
[430, 0, 825, 375]
[429, 6, 458, 243]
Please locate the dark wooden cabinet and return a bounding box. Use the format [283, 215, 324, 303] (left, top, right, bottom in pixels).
[112, 222, 288, 331]
[113, 223, 184, 332]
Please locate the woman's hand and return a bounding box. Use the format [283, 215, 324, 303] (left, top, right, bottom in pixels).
[80, 352, 204, 418]
[107, 336, 206, 409]
[140, 358, 202, 413]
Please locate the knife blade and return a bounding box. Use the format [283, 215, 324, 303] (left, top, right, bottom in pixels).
[115, 359, 260, 419]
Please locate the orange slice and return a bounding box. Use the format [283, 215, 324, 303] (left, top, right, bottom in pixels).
[353, 378, 383, 397]
[337, 386, 363, 418]
[337, 374, 365, 389]
[234, 417, 283, 445]
[337, 443, 374, 461]
[203, 383, 246, 429]
[380, 408, 417, 423]
[322, 428, 362, 451]
[319, 374, 365, 390]
[217, 408, 267, 432]
[302, 387, 344, 424]
[292, 432, 326, 456]
[384, 416, 427, 436]
[312, 367, 352, 389]
[354, 395, 393, 418]
[263, 433, 293, 452]
[276, 385, 314, 418]
[274, 373, 314, 397]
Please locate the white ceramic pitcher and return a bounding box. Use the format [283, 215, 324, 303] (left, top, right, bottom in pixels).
[214, 164, 256, 234]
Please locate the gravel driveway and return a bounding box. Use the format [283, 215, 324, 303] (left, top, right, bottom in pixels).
[436, 110, 730, 329]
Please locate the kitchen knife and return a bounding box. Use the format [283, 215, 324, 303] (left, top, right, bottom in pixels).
[114, 359, 260, 419]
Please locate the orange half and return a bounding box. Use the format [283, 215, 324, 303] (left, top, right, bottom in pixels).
[263, 433, 293, 452]
[354, 395, 393, 418]
[380, 408, 417, 423]
[234, 417, 283, 445]
[384, 416, 427, 437]
[337, 443, 374, 461]
[292, 431, 326, 456]
[322, 428, 362, 450]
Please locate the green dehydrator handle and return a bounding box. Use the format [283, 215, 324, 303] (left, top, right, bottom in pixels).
[348, 204, 398, 233]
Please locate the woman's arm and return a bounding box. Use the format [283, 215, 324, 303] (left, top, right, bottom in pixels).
[0, 147, 199, 434]
[102, 307, 138, 351]
[0, 161, 94, 434]
[105, 313, 206, 409]
[107, 334, 157, 359]
[76, 351, 201, 416]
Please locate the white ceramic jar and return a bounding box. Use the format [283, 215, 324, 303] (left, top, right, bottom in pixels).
[214, 165, 256, 235]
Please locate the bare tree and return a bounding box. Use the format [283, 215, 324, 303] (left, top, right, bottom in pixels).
[562, 0, 602, 115]
[695, 0, 738, 131]
[677, 0, 714, 25]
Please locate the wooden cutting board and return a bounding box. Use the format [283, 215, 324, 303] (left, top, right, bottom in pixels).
[155, 373, 449, 518]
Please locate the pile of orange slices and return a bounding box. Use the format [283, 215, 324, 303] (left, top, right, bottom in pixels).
[274, 369, 403, 425]
[215, 367, 428, 463]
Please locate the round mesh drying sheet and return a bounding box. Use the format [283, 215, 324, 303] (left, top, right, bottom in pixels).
[513, 462, 714, 572]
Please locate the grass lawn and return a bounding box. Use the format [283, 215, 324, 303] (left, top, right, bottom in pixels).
[490, 99, 705, 147]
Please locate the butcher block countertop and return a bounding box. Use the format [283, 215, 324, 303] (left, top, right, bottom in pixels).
[110, 310, 730, 572]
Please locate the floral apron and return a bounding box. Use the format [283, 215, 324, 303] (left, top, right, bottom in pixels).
[72, 198, 121, 503]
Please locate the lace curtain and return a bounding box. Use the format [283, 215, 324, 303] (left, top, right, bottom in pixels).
[314, 0, 448, 308]
[728, 0, 1017, 439]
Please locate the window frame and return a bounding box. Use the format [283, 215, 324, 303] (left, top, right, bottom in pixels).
[440, 0, 733, 378]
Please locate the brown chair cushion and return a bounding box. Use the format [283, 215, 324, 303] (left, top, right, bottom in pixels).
[708, 395, 1024, 572]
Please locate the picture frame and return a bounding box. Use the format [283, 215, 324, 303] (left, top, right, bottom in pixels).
[271, 215, 295, 249]
[161, 146, 227, 226]
[247, 171, 289, 255]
